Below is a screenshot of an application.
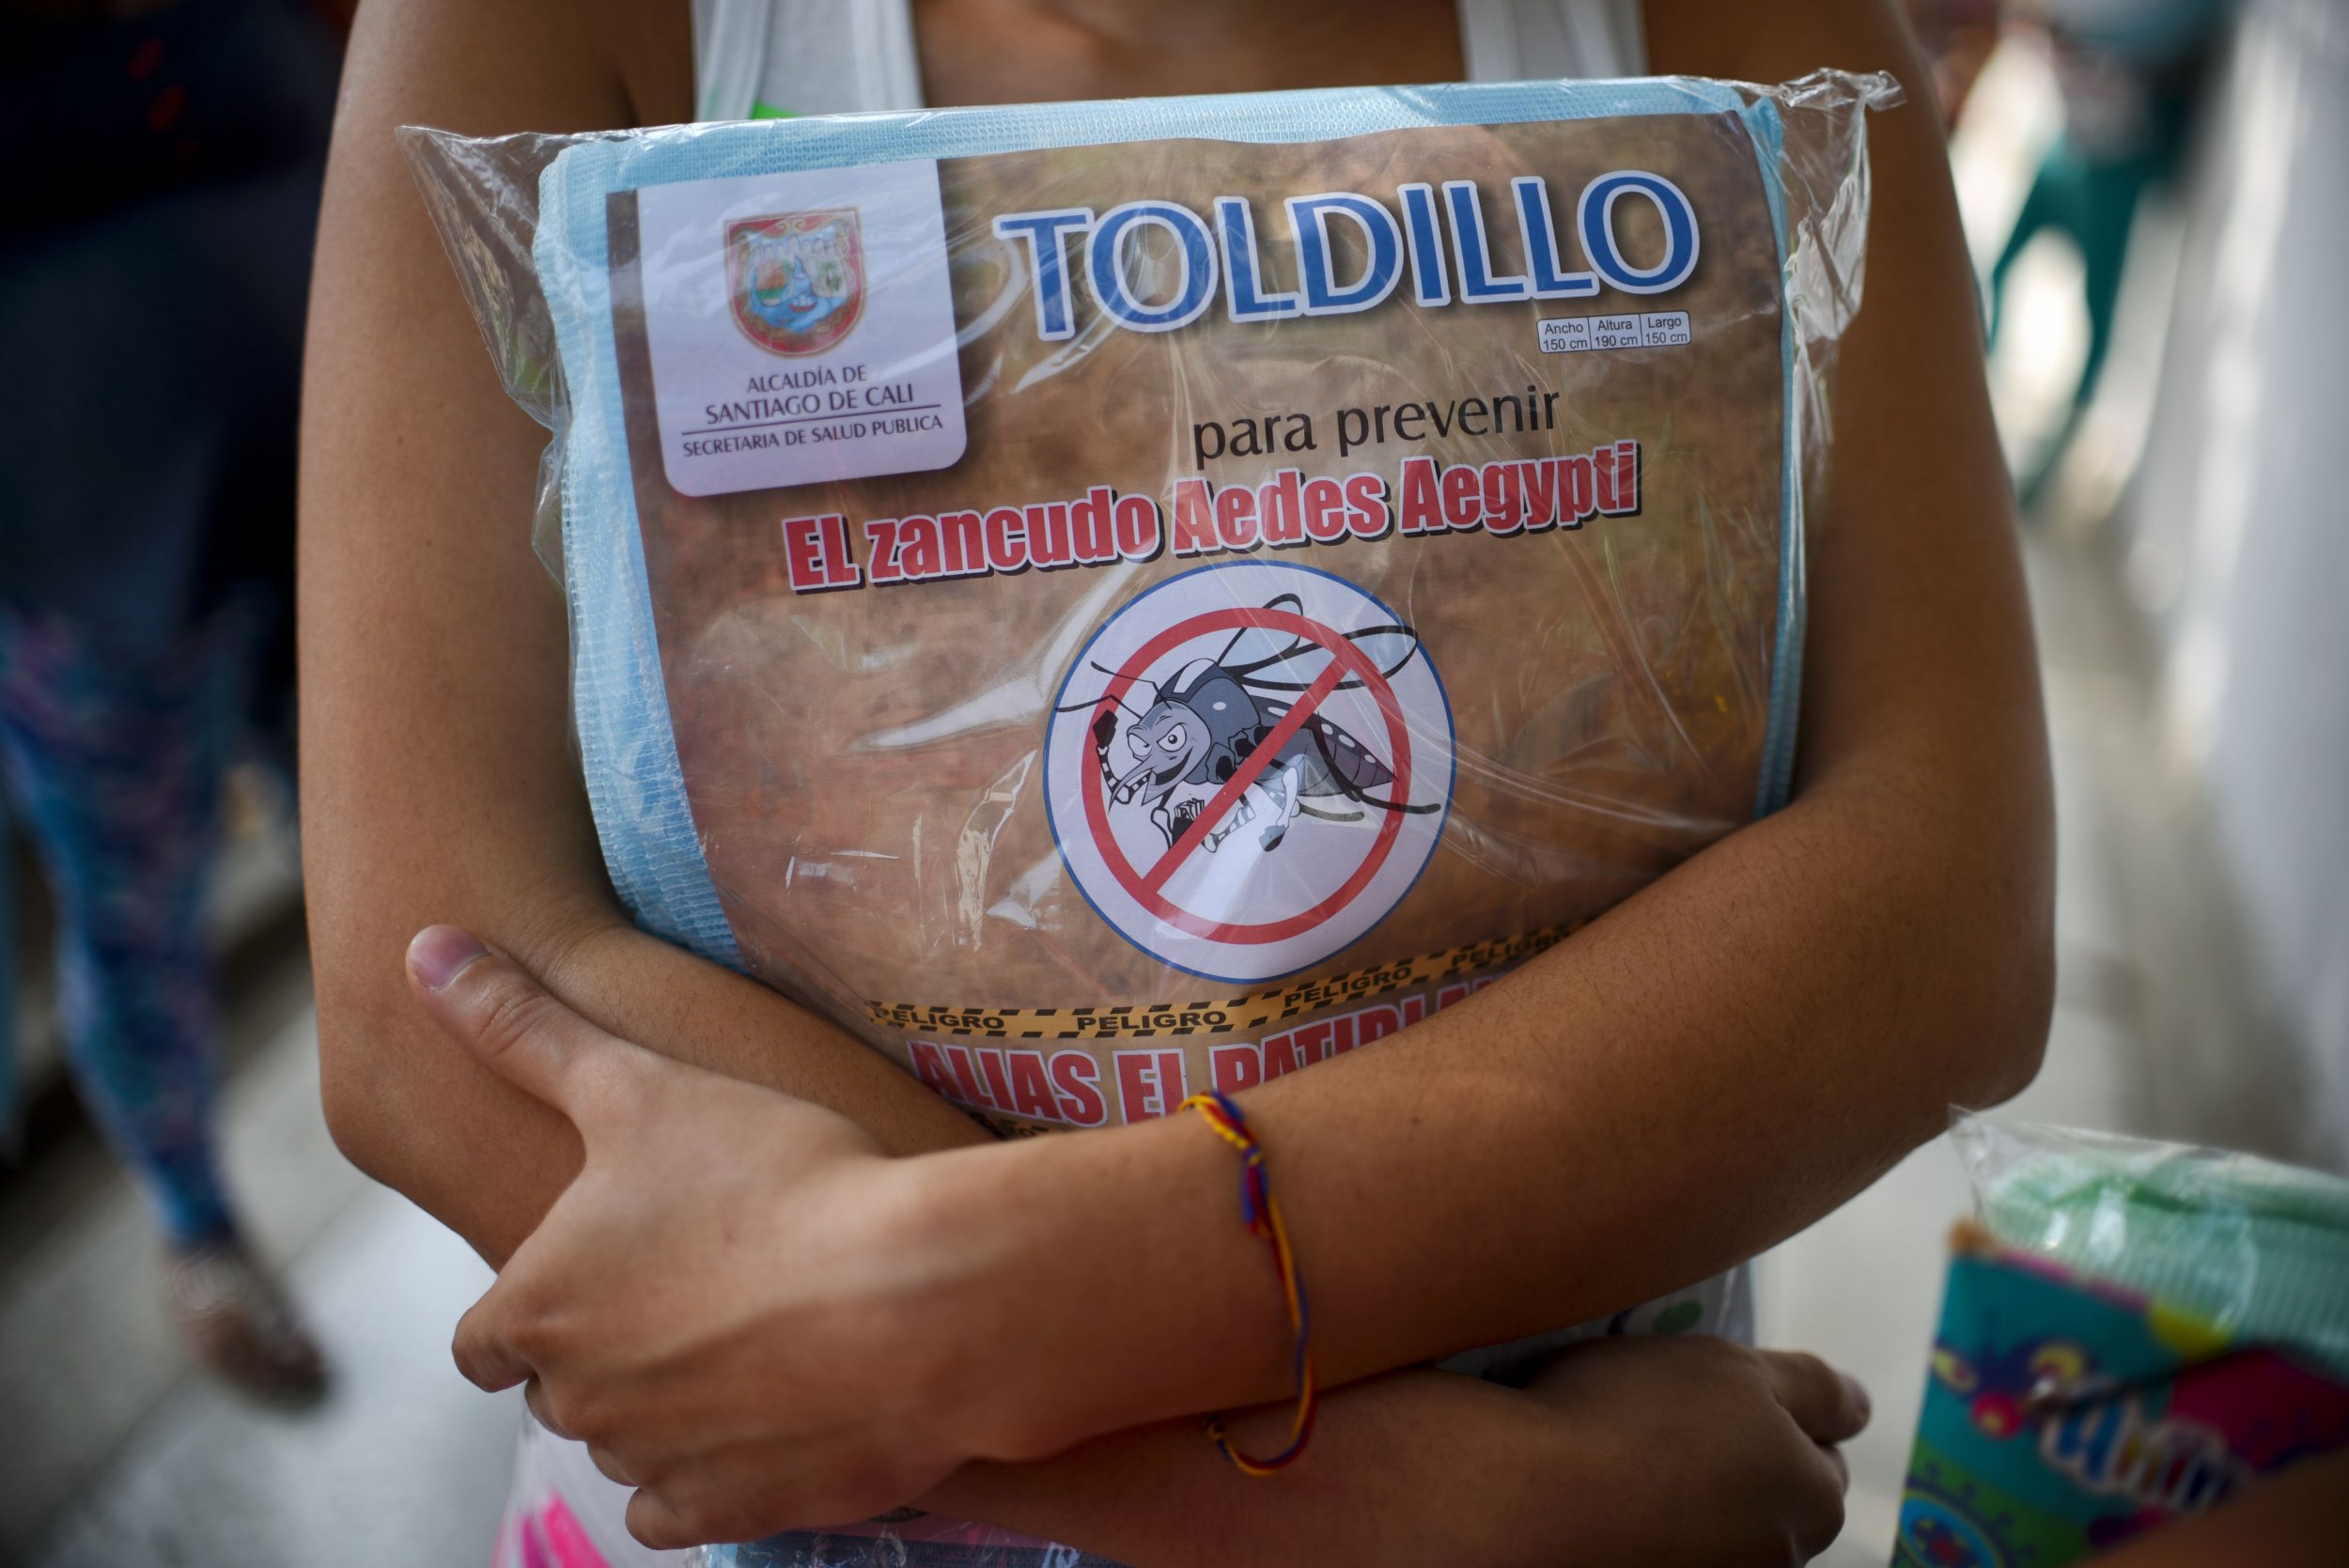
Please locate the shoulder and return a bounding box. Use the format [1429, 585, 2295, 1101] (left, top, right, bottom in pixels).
[336, 0, 692, 135]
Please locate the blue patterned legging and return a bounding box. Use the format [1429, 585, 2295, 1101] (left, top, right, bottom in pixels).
[0, 603, 246, 1248]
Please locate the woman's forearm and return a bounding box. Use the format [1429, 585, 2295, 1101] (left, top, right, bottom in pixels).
[926, 1344, 1862, 1568]
[299, 0, 988, 1266]
[333, 916, 993, 1264]
[917, 751, 2050, 1449]
[921, 1373, 1580, 1568]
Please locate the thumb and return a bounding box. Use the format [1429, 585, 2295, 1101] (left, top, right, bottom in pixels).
[407, 925, 652, 1130]
[1761, 1350, 1872, 1448]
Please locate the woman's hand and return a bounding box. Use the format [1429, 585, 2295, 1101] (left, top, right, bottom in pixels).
[409, 925, 1008, 1546]
[933, 1343, 1866, 1568]
[412, 923, 1870, 1560]
[412, 924, 1869, 1560]
[1519, 1336, 1868, 1566]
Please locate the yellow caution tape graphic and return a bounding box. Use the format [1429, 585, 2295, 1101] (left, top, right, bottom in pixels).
[865, 924, 1578, 1040]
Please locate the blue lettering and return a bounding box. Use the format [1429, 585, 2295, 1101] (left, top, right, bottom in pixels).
[1442, 180, 1530, 302]
[1578, 170, 1701, 294]
[995, 167, 1697, 336]
[1089, 201, 1220, 333]
[992, 208, 1094, 341]
[1214, 197, 1299, 322]
[1397, 182, 1450, 306]
[1285, 193, 1403, 316]
[1512, 177, 1598, 299]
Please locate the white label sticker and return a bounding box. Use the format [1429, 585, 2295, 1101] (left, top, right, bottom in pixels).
[1538, 316, 1595, 353]
[636, 162, 967, 499]
[1591, 313, 1643, 350]
[1641, 310, 1692, 346]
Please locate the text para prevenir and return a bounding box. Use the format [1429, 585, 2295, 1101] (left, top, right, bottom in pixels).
[991, 170, 1699, 338]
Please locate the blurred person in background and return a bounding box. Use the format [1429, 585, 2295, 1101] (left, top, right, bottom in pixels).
[1985, 0, 2227, 504]
[0, 0, 344, 1398]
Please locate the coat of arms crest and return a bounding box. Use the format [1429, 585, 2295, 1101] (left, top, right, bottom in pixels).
[724, 210, 865, 356]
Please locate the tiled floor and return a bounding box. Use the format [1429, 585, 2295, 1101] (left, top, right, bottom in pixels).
[1, 999, 521, 1566]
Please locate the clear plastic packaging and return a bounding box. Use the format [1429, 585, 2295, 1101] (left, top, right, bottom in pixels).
[408, 70, 1892, 1565]
[1894, 1118, 2349, 1566]
[1954, 1117, 2349, 1379]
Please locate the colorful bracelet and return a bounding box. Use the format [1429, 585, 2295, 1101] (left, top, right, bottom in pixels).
[1179, 1090, 1317, 1475]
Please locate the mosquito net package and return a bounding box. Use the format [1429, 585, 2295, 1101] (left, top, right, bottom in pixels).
[413, 64, 1890, 1568]
[1890, 1120, 2349, 1567]
[409, 71, 1888, 1146]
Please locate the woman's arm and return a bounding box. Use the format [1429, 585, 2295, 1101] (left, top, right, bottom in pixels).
[924, 1340, 1865, 1568]
[2081, 1450, 2349, 1568]
[299, 0, 989, 1266]
[415, 938, 1867, 1559]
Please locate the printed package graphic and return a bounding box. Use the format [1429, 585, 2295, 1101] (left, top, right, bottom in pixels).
[1896, 1123, 2349, 1568]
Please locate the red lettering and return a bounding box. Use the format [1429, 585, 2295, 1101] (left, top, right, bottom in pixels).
[895, 514, 942, 579]
[1605, 440, 1641, 515]
[1049, 1051, 1108, 1127]
[783, 514, 835, 592]
[1560, 454, 1597, 525]
[1069, 487, 1118, 564]
[1112, 494, 1162, 561]
[861, 518, 903, 583]
[938, 510, 984, 575]
[1007, 1050, 1060, 1121]
[1439, 462, 1483, 530]
[1261, 1031, 1301, 1079]
[942, 1044, 995, 1110]
[974, 1047, 1017, 1111]
[1027, 503, 1073, 567]
[1257, 470, 1304, 546]
[985, 505, 1028, 571]
[909, 1040, 958, 1099]
[822, 515, 861, 585]
[1300, 476, 1346, 541]
[1210, 1042, 1265, 1094]
[1396, 455, 1443, 535]
[1171, 478, 1220, 556]
[1480, 461, 1526, 536]
[1345, 471, 1391, 537]
[1113, 1048, 1187, 1120]
[1214, 483, 1260, 550]
[1353, 1003, 1403, 1048]
[1518, 459, 1559, 531]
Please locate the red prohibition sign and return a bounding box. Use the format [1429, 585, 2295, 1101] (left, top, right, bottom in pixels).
[1080, 606, 1414, 945]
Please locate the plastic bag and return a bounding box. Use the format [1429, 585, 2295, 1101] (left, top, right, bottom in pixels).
[405, 70, 1892, 1565]
[1895, 1118, 2349, 1567]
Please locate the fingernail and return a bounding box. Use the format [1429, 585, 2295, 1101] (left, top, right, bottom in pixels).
[1843, 1374, 1873, 1422]
[410, 925, 490, 991]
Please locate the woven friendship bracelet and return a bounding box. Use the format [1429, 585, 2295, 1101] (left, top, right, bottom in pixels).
[1179, 1090, 1317, 1475]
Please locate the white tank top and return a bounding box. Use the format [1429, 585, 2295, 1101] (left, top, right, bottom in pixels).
[691, 0, 1648, 121]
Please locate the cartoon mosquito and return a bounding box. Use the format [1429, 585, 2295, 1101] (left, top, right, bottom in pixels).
[1058, 594, 1440, 856]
